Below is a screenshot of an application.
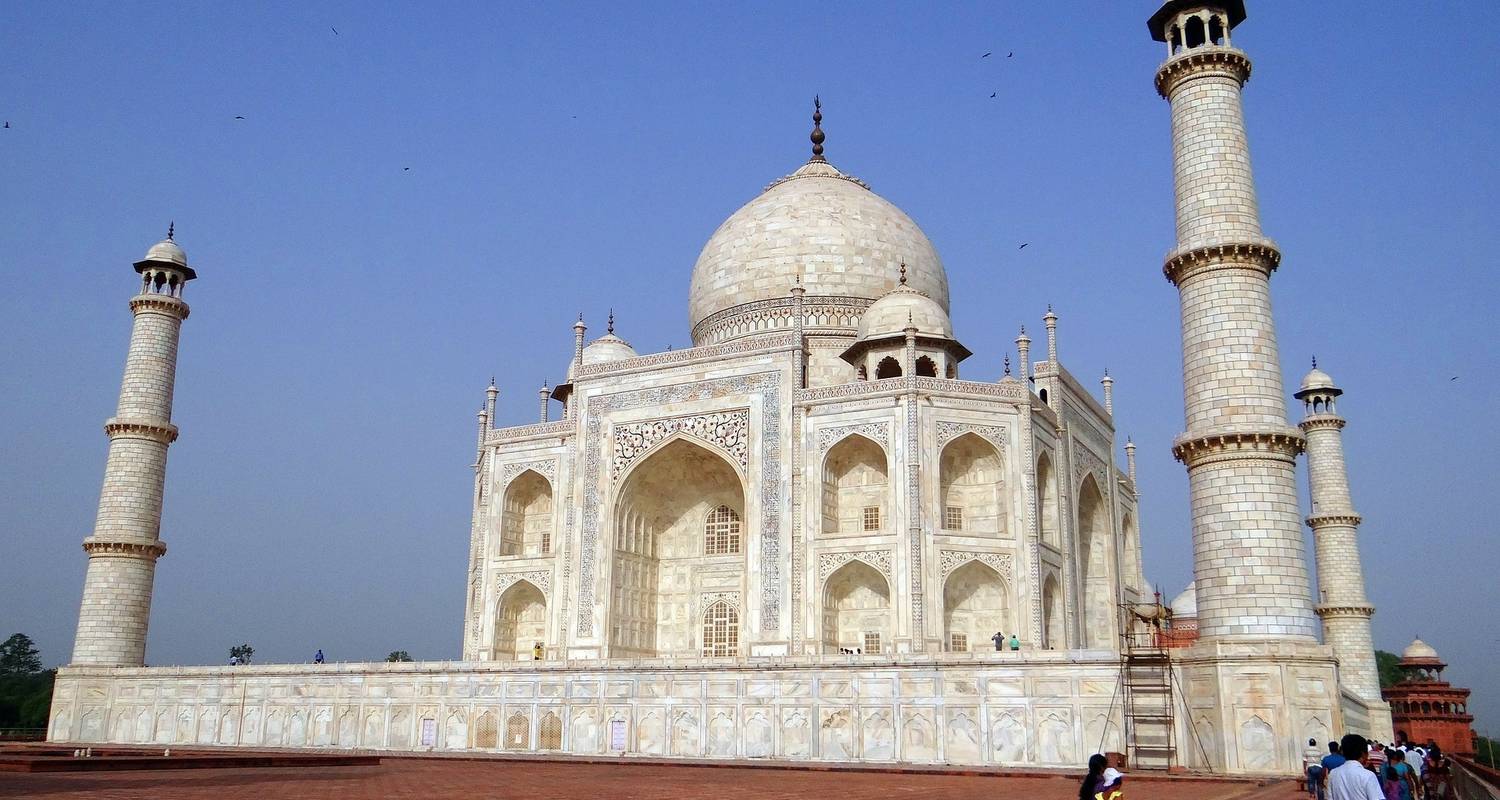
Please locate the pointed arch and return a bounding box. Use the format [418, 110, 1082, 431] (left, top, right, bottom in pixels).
[701, 599, 739, 657]
[939, 432, 1005, 536]
[500, 469, 553, 556]
[494, 579, 546, 661]
[1077, 474, 1114, 649]
[1036, 450, 1059, 546]
[875, 356, 902, 379]
[610, 437, 746, 657]
[1120, 511, 1140, 592]
[822, 434, 889, 536]
[915, 355, 938, 377]
[1042, 572, 1064, 650]
[821, 559, 891, 653]
[942, 560, 1011, 651]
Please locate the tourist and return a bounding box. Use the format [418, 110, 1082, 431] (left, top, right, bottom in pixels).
[1078, 753, 1108, 800]
[1327, 735, 1384, 800]
[1095, 767, 1124, 800]
[1009, 633, 1021, 651]
[1368, 742, 1387, 773]
[1321, 740, 1347, 799]
[1306, 737, 1327, 798]
[314, 649, 325, 664]
[1424, 757, 1453, 800]
[992, 631, 1006, 652]
[1383, 746, 1416, 800]
[1405, 746, 1424, 781]
[532, 641, 543, 661]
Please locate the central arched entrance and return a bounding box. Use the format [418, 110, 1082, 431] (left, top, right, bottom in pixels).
[609, 437, 747, 658]
[1077, 475, 1114, 649]
[942, 560, 1010, 651]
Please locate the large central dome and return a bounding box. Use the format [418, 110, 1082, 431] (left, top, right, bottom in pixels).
[687, 158, 949, 338]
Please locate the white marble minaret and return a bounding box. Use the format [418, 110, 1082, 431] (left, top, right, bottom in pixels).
[1295, 365, 1385, 715]
[1152, 1, 1318, 642]
[71, 228, 195, 666]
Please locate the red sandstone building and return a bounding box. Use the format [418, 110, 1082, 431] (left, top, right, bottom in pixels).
[1382, 639, 1475, 757]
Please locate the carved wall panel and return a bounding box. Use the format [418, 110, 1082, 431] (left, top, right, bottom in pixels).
[611, 410, 750, 479]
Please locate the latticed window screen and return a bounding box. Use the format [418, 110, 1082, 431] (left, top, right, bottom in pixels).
[541, 533, 551, 554]
[950, 633, 969, 652]
[473, 712, 498, 749]
[704, 505, 742, 555]
[863, 632, 881, 654]
[505, 713, 529, 749]
[944, 506, 963, 530]
[702, 600, 739, 657]
[537, 712, 562, 750]
[862, 506, 881, 531]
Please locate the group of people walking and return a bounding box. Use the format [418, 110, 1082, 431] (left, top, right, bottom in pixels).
[1305, 733, 1455, 800]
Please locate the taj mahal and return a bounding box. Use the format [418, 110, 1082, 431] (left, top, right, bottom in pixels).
[48, 1, 1395, 775]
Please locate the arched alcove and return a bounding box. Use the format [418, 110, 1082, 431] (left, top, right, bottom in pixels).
[1042, 573, 1064, 650]
[1077, 475, 1114, 649]
[939, 433, 1004, 536]
[702, 599, 739, 657]
[875, 356, 902, 379]
[500, 470, 553, 556]
[494, 580, 546, 661]
[915, 355, 938, 377]
[1120, 511, 1140, 591]
[1036, 452, 1059, 547]
[610, 438, 746, 657]
[821, 560, 891, 654]
[822, 435, 888, 536]
[942, 561, 1011, 651]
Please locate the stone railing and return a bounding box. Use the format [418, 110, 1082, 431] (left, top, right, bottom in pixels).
[1453, 757, 1500, 800]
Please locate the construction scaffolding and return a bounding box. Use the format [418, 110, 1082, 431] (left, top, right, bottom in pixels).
[1117, 597, 1177, 770]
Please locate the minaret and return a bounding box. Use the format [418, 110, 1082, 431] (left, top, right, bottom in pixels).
[1150, 2, 1318, 641]
[71, 228, 196, 666]
[1295, 364, 1382, 702]
[1100, 370, 1114, 415]
[537, 382, 550, 422]
[1015, 326, 1031, 383]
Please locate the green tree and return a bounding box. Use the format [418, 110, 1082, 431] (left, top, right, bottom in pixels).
[1376, 649, 1403, 688]
[229, 644, 254, 664]
[0, 634, 42, 675]
[1475, 735, 1498, 769]
[385, 650, 414, 662]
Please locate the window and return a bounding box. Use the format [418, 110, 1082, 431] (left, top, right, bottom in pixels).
[704, 505, 742, 555]
[540, 533, 551, 554]
[862, 506, 881, 531]
[702, 601, 739, 657]
[944, 506, 963, 530]
[863, 632, 881, 655]
[915, 355, 938, 378]
[875, 356, 902, 379]
[950, 633, 968, 652]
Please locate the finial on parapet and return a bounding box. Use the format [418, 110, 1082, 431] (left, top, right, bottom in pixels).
[810, 95, 826, 162]
[607, 308, 615, 334]
[1004, 355, 1012, 376]
[166, 221, 175, 241]
[899, 262, 908, 285]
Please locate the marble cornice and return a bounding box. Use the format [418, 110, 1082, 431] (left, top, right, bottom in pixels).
[82, 538, 167, 559]
[1299, 416, 1346, 432]
[103, 418, 179, 444]
[1172, 427, 1305, 466]
[129, 294, 190, 320]
[1315, 603, 1374, 619]
[1307, 513, 1362, 528]
[1156, 46, 1252, 97]
[1162, 241, 1281, 286]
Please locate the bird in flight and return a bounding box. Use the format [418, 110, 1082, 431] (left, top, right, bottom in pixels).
[990, 92, 997, 98]
[403, 167, 411, 171]
[1008, 51, 1014, 58]
[1018, 243, 1030, 250]
[331, 26, 339, 35]
[234, 115, 245, 120]
[2, 121, 8, 129]
[1451, 376, 1459, 381]
[981, 52, 991, 58]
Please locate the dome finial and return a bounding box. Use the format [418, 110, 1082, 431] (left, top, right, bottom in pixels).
[607, 308, 615, 334]
[166, 221, 174, 241]
[809, 95, 826, 162]
[1004, 355, 1012, 376]
[899, 262, 907, 285]
[1312, 355, 1317, 370]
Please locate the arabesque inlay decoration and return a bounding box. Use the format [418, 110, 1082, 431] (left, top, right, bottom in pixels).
[611, 410, 749, 479]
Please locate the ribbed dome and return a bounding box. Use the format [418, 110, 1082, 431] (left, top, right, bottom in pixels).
[856, 284, 952, 340]
[687, 159, 948, 333]
[581, 333, 637, 366]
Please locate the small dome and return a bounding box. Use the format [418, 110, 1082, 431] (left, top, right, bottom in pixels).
[143, 238, 188, 269]
[1299, 367, 1337, 394]
[856, 284, 953, 341]
[1402, 638, 1440, 662]
[1169, 581, 1197, 618]
[688, 158, 949, 338]
[581, 333, 637, 366]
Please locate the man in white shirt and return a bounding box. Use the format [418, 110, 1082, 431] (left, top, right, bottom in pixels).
[1327, 734, 1385, 800]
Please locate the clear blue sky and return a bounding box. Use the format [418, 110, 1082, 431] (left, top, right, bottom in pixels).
[3, 2, 1496, 733]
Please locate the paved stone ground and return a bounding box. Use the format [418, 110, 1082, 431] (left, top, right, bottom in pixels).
[0, 758, 1299, 799]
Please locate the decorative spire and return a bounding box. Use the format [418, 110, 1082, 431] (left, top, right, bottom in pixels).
[809, 95, 826, 162]
[1312, 355, 1318, 370]
[1004, 355, 1012, 376]
[607, 308, 615, 334]
[166, 221, 175, 241]
[899, 262, 908, 285]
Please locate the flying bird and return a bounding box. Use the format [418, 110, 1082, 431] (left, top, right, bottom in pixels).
[1451, 376, 1459, 381]
[234, 115, 245, 120]
[1008, 51, 1014, 58]
[990, 92, 997, 98]
[3, 121, 8, 129]
[403, 167, 411, 171]
[981, 52, 992, 58]
[1019, 243, 1030, 250]
[331, 26, 339, 35]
